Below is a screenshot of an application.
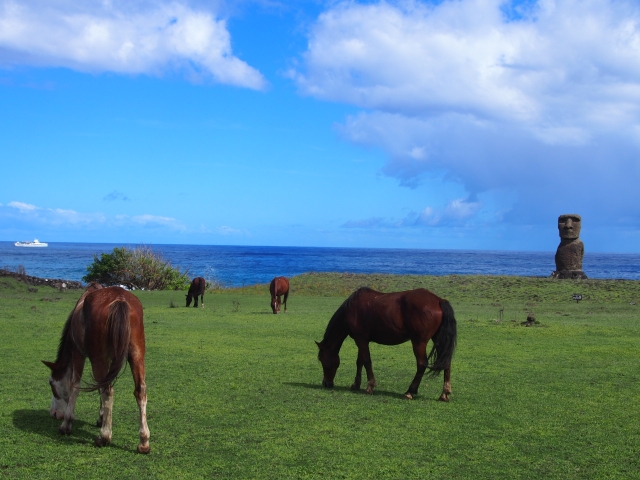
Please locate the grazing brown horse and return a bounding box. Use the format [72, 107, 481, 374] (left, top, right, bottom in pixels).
[269, 276, 289, 314]
[186, 276, 206, 308]
[42, 285, 150, 453]
[316, 287, 457, 401]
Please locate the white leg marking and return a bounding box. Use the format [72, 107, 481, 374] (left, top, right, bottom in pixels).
[61, 381, 80, 432]
[136, 383, 150, 453]
[99, 386, 114, 443]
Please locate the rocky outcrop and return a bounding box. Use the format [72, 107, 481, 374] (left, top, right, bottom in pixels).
[0, 269, 84, 290]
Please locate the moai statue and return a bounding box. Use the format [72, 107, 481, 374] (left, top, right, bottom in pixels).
[551, 214, 588, 279]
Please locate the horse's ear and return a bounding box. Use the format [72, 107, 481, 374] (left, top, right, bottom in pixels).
[42, 360, 56, 370]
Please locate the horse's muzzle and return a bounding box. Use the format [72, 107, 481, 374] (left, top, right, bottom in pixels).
[51, 410, 64, 420]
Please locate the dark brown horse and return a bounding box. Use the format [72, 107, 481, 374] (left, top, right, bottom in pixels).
[42, 285, 150, 453]
[316, 287, 457, 401]
[186, 277, 206, 308]
[269, 276, 289, 314]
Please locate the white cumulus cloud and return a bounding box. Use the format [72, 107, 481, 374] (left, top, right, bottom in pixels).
[8, 201, 39, 212]
[2, 201, 187, 230]
[296, 0, 640, 226]
[0, 0, 266, 89]
[50, 208, 107, 225]
[298, 0, 640, 134]
[4, 201, 107, 225]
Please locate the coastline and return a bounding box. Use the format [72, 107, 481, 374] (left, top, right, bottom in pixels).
[0, 268, 83, 290]
[2, 242, 639, 284]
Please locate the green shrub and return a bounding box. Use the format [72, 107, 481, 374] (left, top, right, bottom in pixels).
[83, 246, 190, 290]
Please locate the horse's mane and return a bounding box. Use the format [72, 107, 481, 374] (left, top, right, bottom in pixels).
[319, 287, 377, 351]
[52, 285, 100, 370]
[320, 297, 348, 344]
[53, 311, 75, 369]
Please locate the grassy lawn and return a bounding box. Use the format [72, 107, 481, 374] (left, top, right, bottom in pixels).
[1, 274, 639, 478]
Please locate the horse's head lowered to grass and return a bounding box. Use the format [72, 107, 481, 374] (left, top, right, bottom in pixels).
[316, 340, 340, 389]
[42, 360, 70, 420]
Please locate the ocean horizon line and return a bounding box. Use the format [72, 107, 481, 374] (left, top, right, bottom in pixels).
[5, 240, 640, 256]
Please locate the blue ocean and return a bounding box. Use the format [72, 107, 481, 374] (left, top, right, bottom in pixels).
[0, 242, 638, 286]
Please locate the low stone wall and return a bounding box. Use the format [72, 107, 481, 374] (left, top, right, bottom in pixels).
[0, 269, 84, 290]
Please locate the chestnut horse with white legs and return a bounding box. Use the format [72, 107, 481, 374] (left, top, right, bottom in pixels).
[186, 277, 206, 308]
[269, 276, 289, 314]
[316, 287, 457, 401]
[42, 285, 150, 453]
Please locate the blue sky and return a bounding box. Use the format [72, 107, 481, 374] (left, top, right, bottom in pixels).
[1, 0, 640, 252]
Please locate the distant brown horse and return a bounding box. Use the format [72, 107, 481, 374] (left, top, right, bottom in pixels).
[316, 287, 457, 401]
[269, 276, 289, 314]
[42, 285, 150, 453]
[186, 277, 206, 308]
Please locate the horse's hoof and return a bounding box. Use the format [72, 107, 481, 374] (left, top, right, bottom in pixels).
[137, 444, 151, 454]
[350, 383, 360, 391]
[404, 393, 414, 400]
[94, 436, 110, 447]
[58, 425, 72, 435]
[365, 387, 374, 395]
[438, 393, 450, 402]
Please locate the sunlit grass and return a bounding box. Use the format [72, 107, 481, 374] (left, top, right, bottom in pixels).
[1, 275, 639, 478]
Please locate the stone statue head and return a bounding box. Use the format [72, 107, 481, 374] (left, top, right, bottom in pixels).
[558, 214, 581, 239]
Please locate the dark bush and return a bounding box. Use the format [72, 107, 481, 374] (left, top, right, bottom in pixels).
[83, 246, 190, 291]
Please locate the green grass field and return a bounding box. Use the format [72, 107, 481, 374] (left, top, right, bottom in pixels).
[1, 274, 639, 479]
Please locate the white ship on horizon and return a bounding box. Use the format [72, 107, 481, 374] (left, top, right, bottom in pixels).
[14, 239, 48, 247]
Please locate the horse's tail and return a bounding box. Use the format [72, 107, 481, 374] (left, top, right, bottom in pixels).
[426, 299, 457, 377]
[85, 300, 131, 391]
